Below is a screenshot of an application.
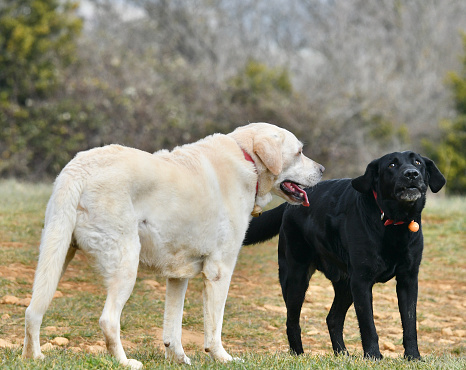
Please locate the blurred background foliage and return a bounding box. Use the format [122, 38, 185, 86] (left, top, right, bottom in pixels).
[423, 34, 466, 194]
[0, 0, 465, 193]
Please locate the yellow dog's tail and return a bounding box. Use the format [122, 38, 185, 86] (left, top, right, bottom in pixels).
[24, 162, 86, 357]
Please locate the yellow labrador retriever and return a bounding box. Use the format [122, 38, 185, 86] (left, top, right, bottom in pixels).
[23, 122, 324, 368]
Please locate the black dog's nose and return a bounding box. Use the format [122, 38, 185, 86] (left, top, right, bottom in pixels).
[404, 169, 420, 180]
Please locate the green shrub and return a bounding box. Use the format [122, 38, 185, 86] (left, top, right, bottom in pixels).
[0, 0, 82, 105]
[228, 59, 293, 106]
[424, 33, 466, 194]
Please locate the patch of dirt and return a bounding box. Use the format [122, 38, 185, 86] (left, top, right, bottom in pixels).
[0, 262, 102, 296]
[0, 242, 27, 248]
[0, 263, 36, 283]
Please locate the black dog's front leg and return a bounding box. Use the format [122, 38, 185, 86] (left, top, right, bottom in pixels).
[396, 272, 421, 360]
[350, 278, 382, 359]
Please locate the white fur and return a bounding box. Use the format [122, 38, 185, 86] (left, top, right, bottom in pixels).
[23, 123, 323, 368]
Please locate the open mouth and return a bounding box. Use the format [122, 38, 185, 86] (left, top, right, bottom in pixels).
[280, 181, 310, 206]
[395, 186, 422, 202]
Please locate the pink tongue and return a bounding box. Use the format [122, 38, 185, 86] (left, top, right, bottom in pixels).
[290, 183, 310, 207]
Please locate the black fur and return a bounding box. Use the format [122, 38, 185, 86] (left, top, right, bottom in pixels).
[244, 151, 445, 359]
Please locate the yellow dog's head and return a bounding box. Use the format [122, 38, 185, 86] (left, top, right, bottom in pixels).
[229, 122, 324, 208]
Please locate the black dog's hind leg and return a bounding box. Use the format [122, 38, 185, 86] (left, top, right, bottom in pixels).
[278, 235, 314, 355]
[327, 279, 353, 355]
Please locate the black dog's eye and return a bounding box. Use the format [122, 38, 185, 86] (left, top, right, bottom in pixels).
[415, 160, 421, 166]
[388, 163, 396, 168]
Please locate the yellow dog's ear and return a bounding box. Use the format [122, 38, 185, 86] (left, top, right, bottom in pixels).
[253, 133, 283, 176]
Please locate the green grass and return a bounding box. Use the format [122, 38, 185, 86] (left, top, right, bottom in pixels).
[0, 180, 51, 246]
[1, 348, 465, 369]
[421, 195, 466, 281]
[0, 181, 464, 369]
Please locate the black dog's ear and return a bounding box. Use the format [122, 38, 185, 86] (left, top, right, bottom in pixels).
[352, 159, 379, 194]
[422, 156, 446, 193]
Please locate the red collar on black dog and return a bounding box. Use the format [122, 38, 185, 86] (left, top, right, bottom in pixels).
[372, 189, 419, 232]
[373, 189, 405, 226]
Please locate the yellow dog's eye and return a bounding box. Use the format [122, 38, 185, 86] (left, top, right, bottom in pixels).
[388, 163, 396, 168]
[415, 160, 421, 165]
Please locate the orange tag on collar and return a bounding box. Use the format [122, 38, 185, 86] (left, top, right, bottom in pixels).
[408, 220, 419, 232]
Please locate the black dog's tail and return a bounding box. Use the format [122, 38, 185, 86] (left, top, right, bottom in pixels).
[243, 202, 287, 245]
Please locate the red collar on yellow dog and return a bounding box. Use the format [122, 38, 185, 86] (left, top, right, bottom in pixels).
[242, 149, 258, 194]
[372, 190, 419, 232]
[242, 149, 262, 217]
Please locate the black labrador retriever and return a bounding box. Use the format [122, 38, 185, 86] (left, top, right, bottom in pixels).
[243, 151, 446, 359]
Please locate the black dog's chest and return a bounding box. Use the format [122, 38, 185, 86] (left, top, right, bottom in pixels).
[374, 259, 397, 283]
[317, 243, 403, 284]
[317, 221, 420, 284]
[374, 229, 419, 282]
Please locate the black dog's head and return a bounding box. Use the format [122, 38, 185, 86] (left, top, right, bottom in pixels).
[351, 151, 446, 205]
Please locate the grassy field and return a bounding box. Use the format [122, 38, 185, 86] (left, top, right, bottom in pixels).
[0, 180, 464, 369]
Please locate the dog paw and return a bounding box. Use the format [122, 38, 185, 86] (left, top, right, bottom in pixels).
[23, 350, 45, 360]
[170, 354, 191, 365]
[123, 359, 143, 369]
[165, 348, 191, 365]
[334, 349, 350, 357]
[36, 353, 45, 360]
[364, 352, 383, 360]
[217, 355, 233, 363]
[404, 353, 422, 361]
[181, 355, 192, 365]
[211, 350, 233, 363]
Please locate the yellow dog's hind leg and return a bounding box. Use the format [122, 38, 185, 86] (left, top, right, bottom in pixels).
[98, 235, 143, 370]
[23, 246, 77, 360]
[163, 278, 191, 364]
